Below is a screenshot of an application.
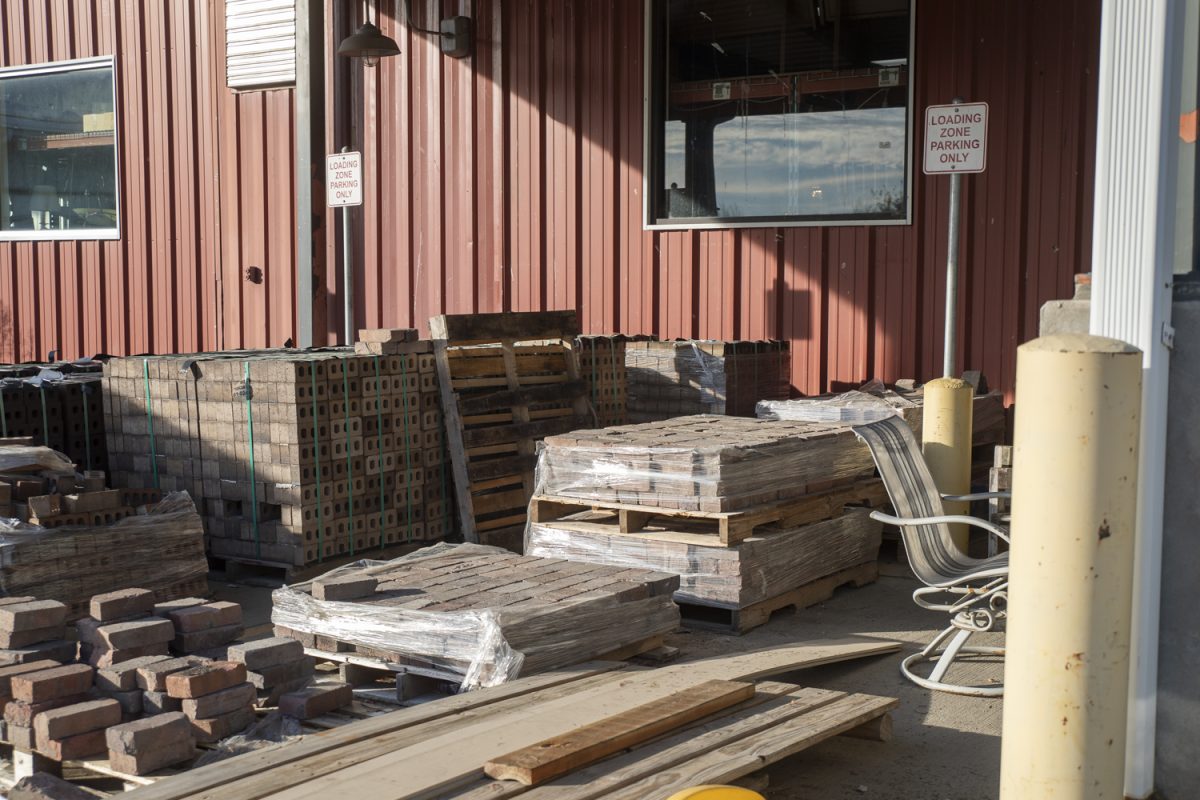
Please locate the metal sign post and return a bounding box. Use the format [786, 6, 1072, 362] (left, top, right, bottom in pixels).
[923, 99, 989, 376]
[327, 149, 364, 344]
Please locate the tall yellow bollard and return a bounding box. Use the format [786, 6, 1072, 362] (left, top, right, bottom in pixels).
[999, 334, 1141, 800]
[922, 377, 974, 553]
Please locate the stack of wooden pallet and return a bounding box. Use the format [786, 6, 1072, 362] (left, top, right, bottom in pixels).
[527, 416, 885, 633]
[0, 448, 207, 620]
[0, 361, 108, 474]
[119, 640, 900, 800]
[433, 312, 595, 550]
[101, 334, 451, 572]
[272, 543, 681, 690]
[626, 339, 790, 421]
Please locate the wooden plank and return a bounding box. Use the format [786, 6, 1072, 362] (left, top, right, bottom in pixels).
[434, 337, 479, 543]
[431, 312, 580, 344]
[597, 693, 898, 800]
[471, 489, 530, 516]
[482, 680, 757, 785]
[449, 684, 842, 800]
[462, 416, 589, 449]
[457, 382, 587, 415]
[121, 663, 629, 800]
[259, 639, 900, 800]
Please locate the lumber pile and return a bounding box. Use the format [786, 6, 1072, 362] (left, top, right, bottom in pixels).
[536, 415, 876, 513]
[432, 311, 595, 549]
[101, 335, 451, 571]
[272, 543, 681, 689]
[118, 639, 900, 800]
[626, 339, 790, 421]
[0, 360, 108, 474]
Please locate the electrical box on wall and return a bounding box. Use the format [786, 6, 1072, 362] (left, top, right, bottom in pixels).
[440, 16, 472, 58]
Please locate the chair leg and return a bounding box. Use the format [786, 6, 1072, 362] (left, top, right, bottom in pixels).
[900, 622, 1005, 697]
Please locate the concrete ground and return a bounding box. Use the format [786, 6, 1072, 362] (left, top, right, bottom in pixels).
[212, 564, 1004, 800]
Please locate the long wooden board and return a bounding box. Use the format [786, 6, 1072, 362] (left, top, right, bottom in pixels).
[261, 639, 899, 800]
[482, 680, 757, 785]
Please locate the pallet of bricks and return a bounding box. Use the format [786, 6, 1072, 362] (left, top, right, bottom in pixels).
[102, 332, 452, 574]
[526, 415, 887, 633]
[272, 542, 681, 692]
[0, 588, 352, 788]
[575, 334, 655, 428]
[1, 360, 108, 474]
[0, 445, 207, 621]
[625, 339, 790, 422]
[432, 311, 595, 551]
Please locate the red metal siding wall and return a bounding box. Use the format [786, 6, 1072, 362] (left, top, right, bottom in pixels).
[0, 0, 296, 363]
[343, 0, 1101, 400]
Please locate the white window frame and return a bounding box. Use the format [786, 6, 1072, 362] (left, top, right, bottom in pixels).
[0, 55, 121, 242]
[642, 1, 917, 231]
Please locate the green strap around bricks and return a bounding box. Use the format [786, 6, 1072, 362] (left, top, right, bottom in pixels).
[309, 366, 325, 562]
[373, 357, 385, 538]
[243, 361, 261, 560]
[0, 388, 7, 437]
[342, 362, 355, 556]
[142, 359, 160, 489]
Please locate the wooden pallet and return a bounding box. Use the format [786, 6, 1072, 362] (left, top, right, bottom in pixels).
[677, 561, 880, 635]
[529, 478, 888, 546]
[210, 540, 430, 584]
[432, 311, 594, 546]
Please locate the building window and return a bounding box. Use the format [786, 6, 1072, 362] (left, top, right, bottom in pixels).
[226, 0, 297, 90]
[646, 0, 914, 229]
[0, 57, 119, 241]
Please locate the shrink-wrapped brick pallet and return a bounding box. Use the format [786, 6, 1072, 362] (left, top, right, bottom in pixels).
[625, 339, 790, 421]
[272, 543, 680, 690]
[101, 340, 452, 571]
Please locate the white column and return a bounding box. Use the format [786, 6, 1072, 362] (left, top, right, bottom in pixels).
[1089, 1, 1187, 797]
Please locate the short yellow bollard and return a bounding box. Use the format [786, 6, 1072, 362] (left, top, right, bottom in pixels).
[998, 334, 1141, 800]
[922, 377, 974, 552]
[665, 787, 765, 800]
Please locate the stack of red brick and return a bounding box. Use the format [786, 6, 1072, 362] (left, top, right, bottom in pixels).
[227, 637, 315, 706]
[0, 598, 75, 666]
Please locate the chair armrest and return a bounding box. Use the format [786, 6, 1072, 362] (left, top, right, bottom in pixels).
[868, 510, 1011, 543]
[941, 491, 1012, 502]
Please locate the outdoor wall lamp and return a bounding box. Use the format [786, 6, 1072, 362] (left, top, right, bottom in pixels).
[337, 1, 473, 65]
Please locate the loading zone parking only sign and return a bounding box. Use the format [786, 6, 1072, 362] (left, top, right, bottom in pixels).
[327, 151, 363, 207]
[923, 102, 988, 174]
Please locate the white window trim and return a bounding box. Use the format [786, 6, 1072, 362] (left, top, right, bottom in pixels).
[641, 1, 917, 231]
[0, 55, 121, 242]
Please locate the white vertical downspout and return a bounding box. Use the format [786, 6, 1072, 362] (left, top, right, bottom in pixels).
[1089, 2, 1184, 798]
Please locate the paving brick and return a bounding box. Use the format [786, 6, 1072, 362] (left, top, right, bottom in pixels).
[142, 691, 182, 715]
[278, 683, 352, 720]
[0, 661, 61, 696]
[0, 626, 67, 650]
[83, 641, 170, 668]
[171, 623, 243, 654]
[0, 601, 68, 634]
[103, 688, 143, 716]
[181, 682, 255, 719]
[33, 699, 121, 745]
[152, 597, 208, 618]
[9, 771, 96, 800]
[76, 617, 174, 650]
[109, 736, 196, 776]
[257, 676, 312, 707]
[165, 662, 247, 699]
[226, 637, 303, 670]
[4, 695, 89, 727]
[0, 596, 37, 607]
[106, 711, 191, 755]
[0, 641, 76, 666]
[8, 723, 34, 750]
[95, 656, 172, 692]
[137, 657, 206, 692]
[188, 705, 255, 743]
[11, 664, 92, 704]
[168, 602, 242, 633]
[36, 727, 108, 760]
[90, 589, 156, 622]
[312, 576, 378, 601]
[247, 656, 314, 689]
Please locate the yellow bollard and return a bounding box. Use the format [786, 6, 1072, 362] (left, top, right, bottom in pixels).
[999, 334, 1141, 800]
[922, 377, 974, 553]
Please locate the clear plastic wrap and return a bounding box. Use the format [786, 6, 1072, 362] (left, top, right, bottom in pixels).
[0, 445, 76, 474]
[526, 508, 882, 609]
[755, 390, 915, 424]
[192, 711, 305, 768]
[535, 415, 876, 511]
[0, 491, 208, 619]
[271, 542, 680, 690]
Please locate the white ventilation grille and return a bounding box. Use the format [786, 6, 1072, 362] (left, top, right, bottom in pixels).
[226, 0, 296, 89]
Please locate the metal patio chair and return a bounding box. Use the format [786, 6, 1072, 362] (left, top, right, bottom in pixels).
[853, 416, 1011, 697]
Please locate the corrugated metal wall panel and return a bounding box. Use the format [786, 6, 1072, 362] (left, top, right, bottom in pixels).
[334, 0, 1099, 400]
[0, 0, 296, 363]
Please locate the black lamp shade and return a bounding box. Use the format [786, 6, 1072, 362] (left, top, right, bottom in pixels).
[337, 22, 401, 60]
